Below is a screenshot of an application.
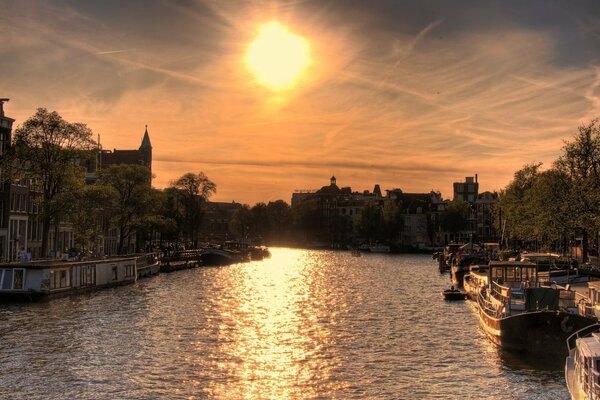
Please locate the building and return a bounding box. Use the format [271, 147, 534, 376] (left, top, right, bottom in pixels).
[200, 201, 243, 242]
[100, 126, 152, 172]
[451, 175, 498, 243]
[453, 175, 479, 203]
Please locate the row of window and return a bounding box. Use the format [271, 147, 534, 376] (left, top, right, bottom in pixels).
[10, 193, 40, 214]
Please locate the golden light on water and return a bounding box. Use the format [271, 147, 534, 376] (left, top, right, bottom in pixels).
[245, 22, 311, 91]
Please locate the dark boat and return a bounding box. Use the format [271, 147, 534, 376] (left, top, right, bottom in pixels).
[199, 247, 240, 266]
[477, 261, 597, 356]
[442, 288, 466, 301]
[436, 243, 462, 273]
[451, 244, 488, 289]
[160, 249, 202, 273]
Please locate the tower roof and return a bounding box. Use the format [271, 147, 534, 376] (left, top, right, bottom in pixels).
[140, 125, 152, 149]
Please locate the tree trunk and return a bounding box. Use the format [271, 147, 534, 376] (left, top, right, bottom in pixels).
[54, 218, 60, 256]
[41, 214, 51, 258]
[118, 225, 126, 255]
[583, 229, 589, 263]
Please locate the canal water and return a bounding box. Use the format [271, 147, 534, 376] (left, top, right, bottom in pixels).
[0, 249, 567, 399]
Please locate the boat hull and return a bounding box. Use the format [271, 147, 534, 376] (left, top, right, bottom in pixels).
[478, 308, 596, 356]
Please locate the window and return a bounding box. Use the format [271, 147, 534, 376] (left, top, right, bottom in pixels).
[125, 264, 134, 278]
[112, 266, 118, 280]
[13, 269, 24, 290]
[80, 265, 95, 287]
[49, 269, 71, 289]
[2, 269, 12, 289]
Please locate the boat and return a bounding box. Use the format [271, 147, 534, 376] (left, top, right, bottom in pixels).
[565, 323, 600, 400]
[249, 246, 271, 261]
[463, 264, 489, 301]
[477, 261, 597, 356]
[351, 249, 361, 257]
[451, 244, 488, 289]
[369, 244, 391, 253]
[0, 254, 158, 300]
[160, 249, 202, 273]
[442, 288, 466, 301]
[436, 243, 462, 273]
[199, 247, 240, 266]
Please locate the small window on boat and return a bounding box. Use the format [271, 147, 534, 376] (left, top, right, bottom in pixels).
[2, 269, 13, 290]
[112, 266, 118, 280]
[13, 269, 23, 290]
[595, 359, 600, 372]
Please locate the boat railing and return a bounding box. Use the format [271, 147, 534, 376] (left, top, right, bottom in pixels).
[567, 323, 600, 353]
[478, 289, 503, 318]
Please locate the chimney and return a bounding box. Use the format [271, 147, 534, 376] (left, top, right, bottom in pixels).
[0, 98, 9, 117]
[475, 173, 478, 183]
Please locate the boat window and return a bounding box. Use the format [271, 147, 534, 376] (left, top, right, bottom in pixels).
[112, 266, 118, 280]
[2, 269, 12, 289]
[596, 359, 600, 372]
[125, 264, 134, 278]
[13, 269, 23, 290]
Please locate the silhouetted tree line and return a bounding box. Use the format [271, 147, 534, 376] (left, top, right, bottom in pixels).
[496, 119, 600, 262]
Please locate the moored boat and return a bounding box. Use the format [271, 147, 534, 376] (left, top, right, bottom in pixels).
[565, 324, 600, 400]
[369, 244, 391, 253]
[463, 264, 488, 301]
[0, 254, 155, 300]
[442, 288, 466, 301]
[477, 261, 597, 356]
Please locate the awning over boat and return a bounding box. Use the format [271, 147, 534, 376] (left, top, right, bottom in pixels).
[524, 287, 559, 311]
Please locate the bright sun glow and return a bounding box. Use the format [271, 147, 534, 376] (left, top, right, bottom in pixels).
[245, 22, 311, 91]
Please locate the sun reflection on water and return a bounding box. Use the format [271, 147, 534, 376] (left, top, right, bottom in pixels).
[206, 248, 340, 399]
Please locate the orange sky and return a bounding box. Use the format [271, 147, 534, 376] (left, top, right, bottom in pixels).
[2, 1, 599, 204]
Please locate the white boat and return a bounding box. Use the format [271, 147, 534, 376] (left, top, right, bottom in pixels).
[566, 324, 600, 400]
[369, 244, 390, 253]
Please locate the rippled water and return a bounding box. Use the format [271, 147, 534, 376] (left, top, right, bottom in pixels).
[0, 249, 568, 399]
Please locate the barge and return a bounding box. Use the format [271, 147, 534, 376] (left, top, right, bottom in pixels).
[477, 261, 597, 356]
[0, 254, 159, 300]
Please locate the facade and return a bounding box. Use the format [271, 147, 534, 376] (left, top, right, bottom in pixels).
[292, 176, 445, 247]
[451, 175, 498, 243]
[200, 201, 243, 241]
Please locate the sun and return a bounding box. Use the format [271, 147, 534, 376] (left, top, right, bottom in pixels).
[245, 22, 311, 91]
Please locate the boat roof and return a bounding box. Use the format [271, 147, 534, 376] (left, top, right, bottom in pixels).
[0, 256, 138, 270]
[489, 261, 536, 267]
[577, 335, 600, 358]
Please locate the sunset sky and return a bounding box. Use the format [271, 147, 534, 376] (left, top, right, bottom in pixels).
[1, 0, 599, 204]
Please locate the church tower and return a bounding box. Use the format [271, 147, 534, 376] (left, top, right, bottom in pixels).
[139, 125, 152, 173]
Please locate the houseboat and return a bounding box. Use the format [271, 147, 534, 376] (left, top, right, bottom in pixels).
[565, 324, 600, 400]
[463, 264, 489, 301]
[477, 261, 597, 356]
[0, 255, 154, 300]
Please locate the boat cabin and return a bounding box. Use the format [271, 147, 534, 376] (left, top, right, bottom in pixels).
[0, 256, 144, 299]
[574, 334, 600, 399]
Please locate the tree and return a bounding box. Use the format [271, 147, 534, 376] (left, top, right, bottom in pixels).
[495, 163, 542, 244]
[69, 184, 118, 254]
[169, 172, 216, 247]
[382, 201, 404, 242]
[229, 204, 253, 240]
[358, 202, 383, 242]
[9, 108, 96, 256]
[440, 199, 470, 237]
[97, 164, 154, 254]
[555, 119, 600, 261]
[292, 197, 322, 242]
[266, 200, 292, 243]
